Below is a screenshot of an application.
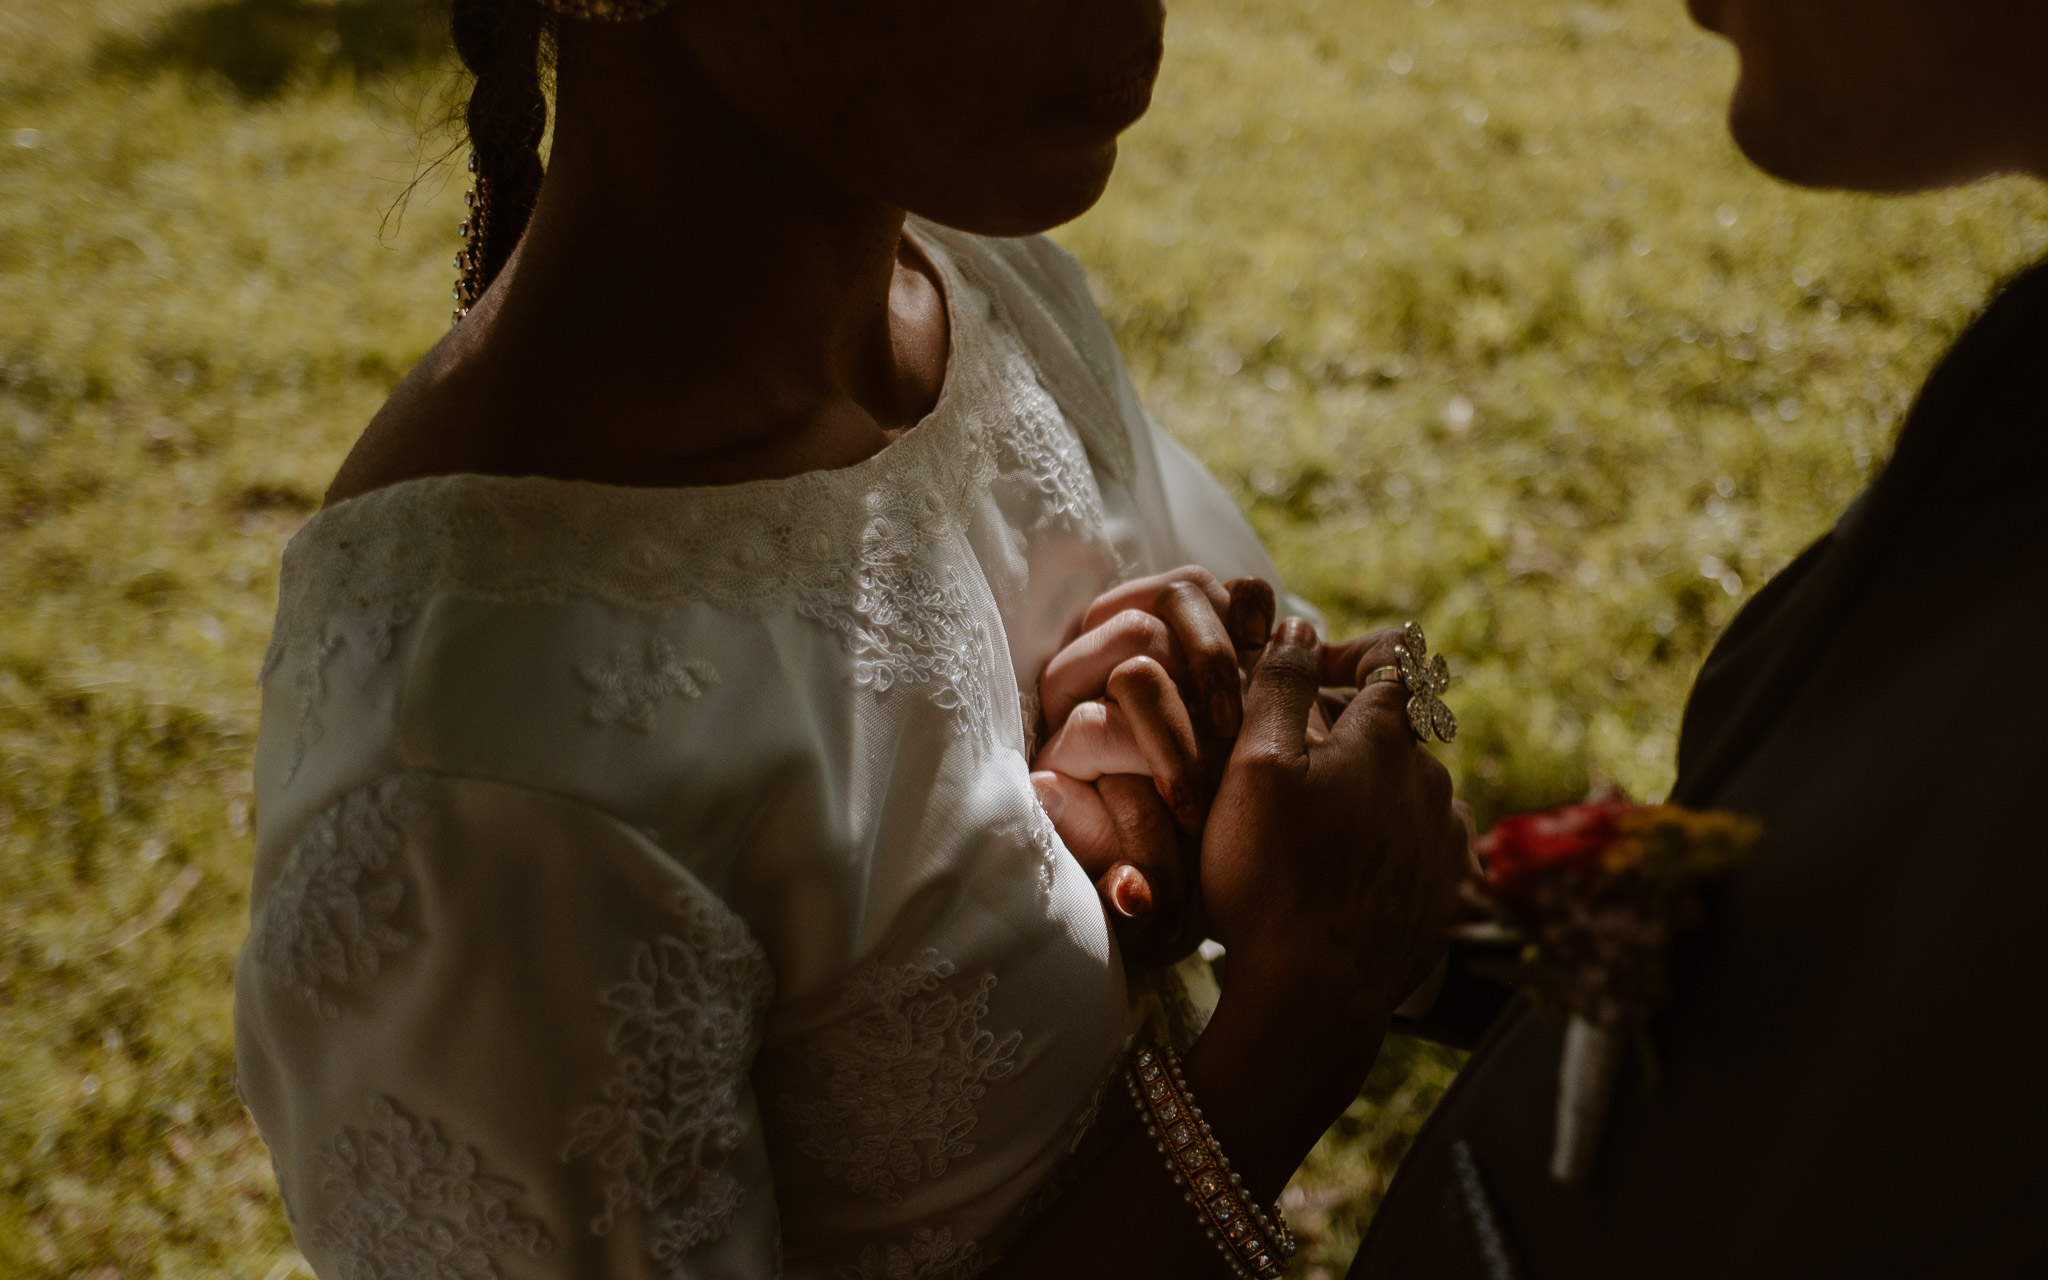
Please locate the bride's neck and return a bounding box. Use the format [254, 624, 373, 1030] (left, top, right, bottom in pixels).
[446, 30, 947, 485]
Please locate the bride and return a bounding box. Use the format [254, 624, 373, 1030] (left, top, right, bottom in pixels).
[234, 0, 1468, 1277]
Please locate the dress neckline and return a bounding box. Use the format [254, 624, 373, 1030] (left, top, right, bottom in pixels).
[265, 224, 1038, 695]
[313, 220, 972, 522]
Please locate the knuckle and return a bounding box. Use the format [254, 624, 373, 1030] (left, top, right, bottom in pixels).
[1257, 642, 1318, 685]
[1235, 743, 1297, 781]
[1112, 608, 1170, 646]
[1353, 683, 1410, 727]
[1161, 567, 1227, 612]
[1418, 757, 1454, 808]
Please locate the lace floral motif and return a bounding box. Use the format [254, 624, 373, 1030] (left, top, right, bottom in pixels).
[560, 889, 774, 1274]
[311, 1096, 553, 1280]
[839, 1226, 989, 1280]
[282, 630, 344, 788]
[275, 598, 419, 787]
[795, 514, 996, 748]
[992, 347, 1109, 542]
[1008, 804, 1064, 904]
[255, 772, 427, 1019]
[580, 636, 719, 731]
[785, 951, 1024, 1205]
[265, 232, 1116, 770]
[931, 226, 1138, 490]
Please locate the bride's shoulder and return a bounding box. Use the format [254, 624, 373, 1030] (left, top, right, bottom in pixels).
[256, 475, 813, 807]
[319, 305, 547, 508]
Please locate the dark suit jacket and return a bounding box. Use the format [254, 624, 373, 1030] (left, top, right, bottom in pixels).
[1354, 259, 2048, 1279]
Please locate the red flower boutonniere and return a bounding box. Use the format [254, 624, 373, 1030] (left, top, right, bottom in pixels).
[1461, 798, 1761, 1183]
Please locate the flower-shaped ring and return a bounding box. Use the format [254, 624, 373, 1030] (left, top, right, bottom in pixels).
[1362, 621, 1458, 744]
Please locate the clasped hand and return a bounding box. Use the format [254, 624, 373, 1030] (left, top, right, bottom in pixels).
[1030, 568, 1469, 1020]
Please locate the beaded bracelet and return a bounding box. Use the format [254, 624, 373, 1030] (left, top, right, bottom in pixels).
[1126, 1043, 1297, 1280]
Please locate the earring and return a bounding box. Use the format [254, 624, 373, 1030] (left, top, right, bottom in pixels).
[452, 153, 491, 325]
[534, 0, 673, 18]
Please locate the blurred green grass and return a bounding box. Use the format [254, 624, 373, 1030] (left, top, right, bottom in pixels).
[2, 0, 2043, 1275]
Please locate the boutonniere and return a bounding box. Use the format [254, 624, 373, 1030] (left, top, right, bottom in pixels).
[1458, 798, 1760, 1184]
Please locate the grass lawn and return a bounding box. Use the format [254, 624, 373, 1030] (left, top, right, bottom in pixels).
[3, 0, 2043, 1275]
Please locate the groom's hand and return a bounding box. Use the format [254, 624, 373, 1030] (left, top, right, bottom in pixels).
[1201, 618, 1469, 1023]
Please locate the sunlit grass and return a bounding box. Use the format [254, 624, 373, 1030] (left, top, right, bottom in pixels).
[3, 0, 2044, 1274]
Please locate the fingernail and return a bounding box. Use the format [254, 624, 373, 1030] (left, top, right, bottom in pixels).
[1276, 617, 1317, 647]
[1030, 774, 1066, 822]
[1105, 865, 1154, 921]
[1159, 780, 1206, 834]
[1242, 613, 1270, 646]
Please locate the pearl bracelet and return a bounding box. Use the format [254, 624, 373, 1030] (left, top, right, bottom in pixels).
[1126, 1043, 1297, 1280]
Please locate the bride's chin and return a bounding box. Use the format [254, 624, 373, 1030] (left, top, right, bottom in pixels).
[1723, 82, 1815, 186]
[1721, 69, 1852, 191]
[914, 143, 1121, 238]
[1723, 76, 1965, 196]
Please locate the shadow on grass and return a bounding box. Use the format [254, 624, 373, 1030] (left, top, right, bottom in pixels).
[97, 0, 451, 99]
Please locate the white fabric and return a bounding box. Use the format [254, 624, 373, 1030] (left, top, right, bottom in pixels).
[236, 222, 1291, 1280]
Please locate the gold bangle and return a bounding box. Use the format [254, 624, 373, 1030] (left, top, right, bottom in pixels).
[1126, 1043, 1297, 1280]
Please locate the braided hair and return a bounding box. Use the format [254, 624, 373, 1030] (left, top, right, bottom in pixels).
[450, 0, 552, 313]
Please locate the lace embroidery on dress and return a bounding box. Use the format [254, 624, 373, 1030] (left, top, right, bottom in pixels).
[282, 630, 344, 788]
[838, 1226, 990, 1280]
[311, 1095, 554, 1280]
[798, 521, 997, 748]
[580, 636, 719, 731]
[276, 596, 419, 787]
[1006, 804, 1064, 904]
[262, 236, 1109, 771]
[784, 950, 1024, 1205]
[934, 230, 1138, 490]
[560, 888, 775, 1274]
[992, 346, 1109, 543]
[255, 771, 427, 1019]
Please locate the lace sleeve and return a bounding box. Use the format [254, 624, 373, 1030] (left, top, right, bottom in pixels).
[234, 771, 780, 1280]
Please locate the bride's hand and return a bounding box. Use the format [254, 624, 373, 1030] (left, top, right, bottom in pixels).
[1031, 654, 1209, 965]
[1027, 567, 1271, 967]
[1038, 567, 1276, 743]
[1029, 565, 1274, 863]
[1033, 767, 1207, 968]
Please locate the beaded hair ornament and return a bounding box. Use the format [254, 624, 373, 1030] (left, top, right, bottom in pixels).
[452, 0, 676, 322]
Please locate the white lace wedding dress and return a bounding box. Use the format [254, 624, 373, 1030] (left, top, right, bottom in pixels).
[235, 221, 1302, 1280]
